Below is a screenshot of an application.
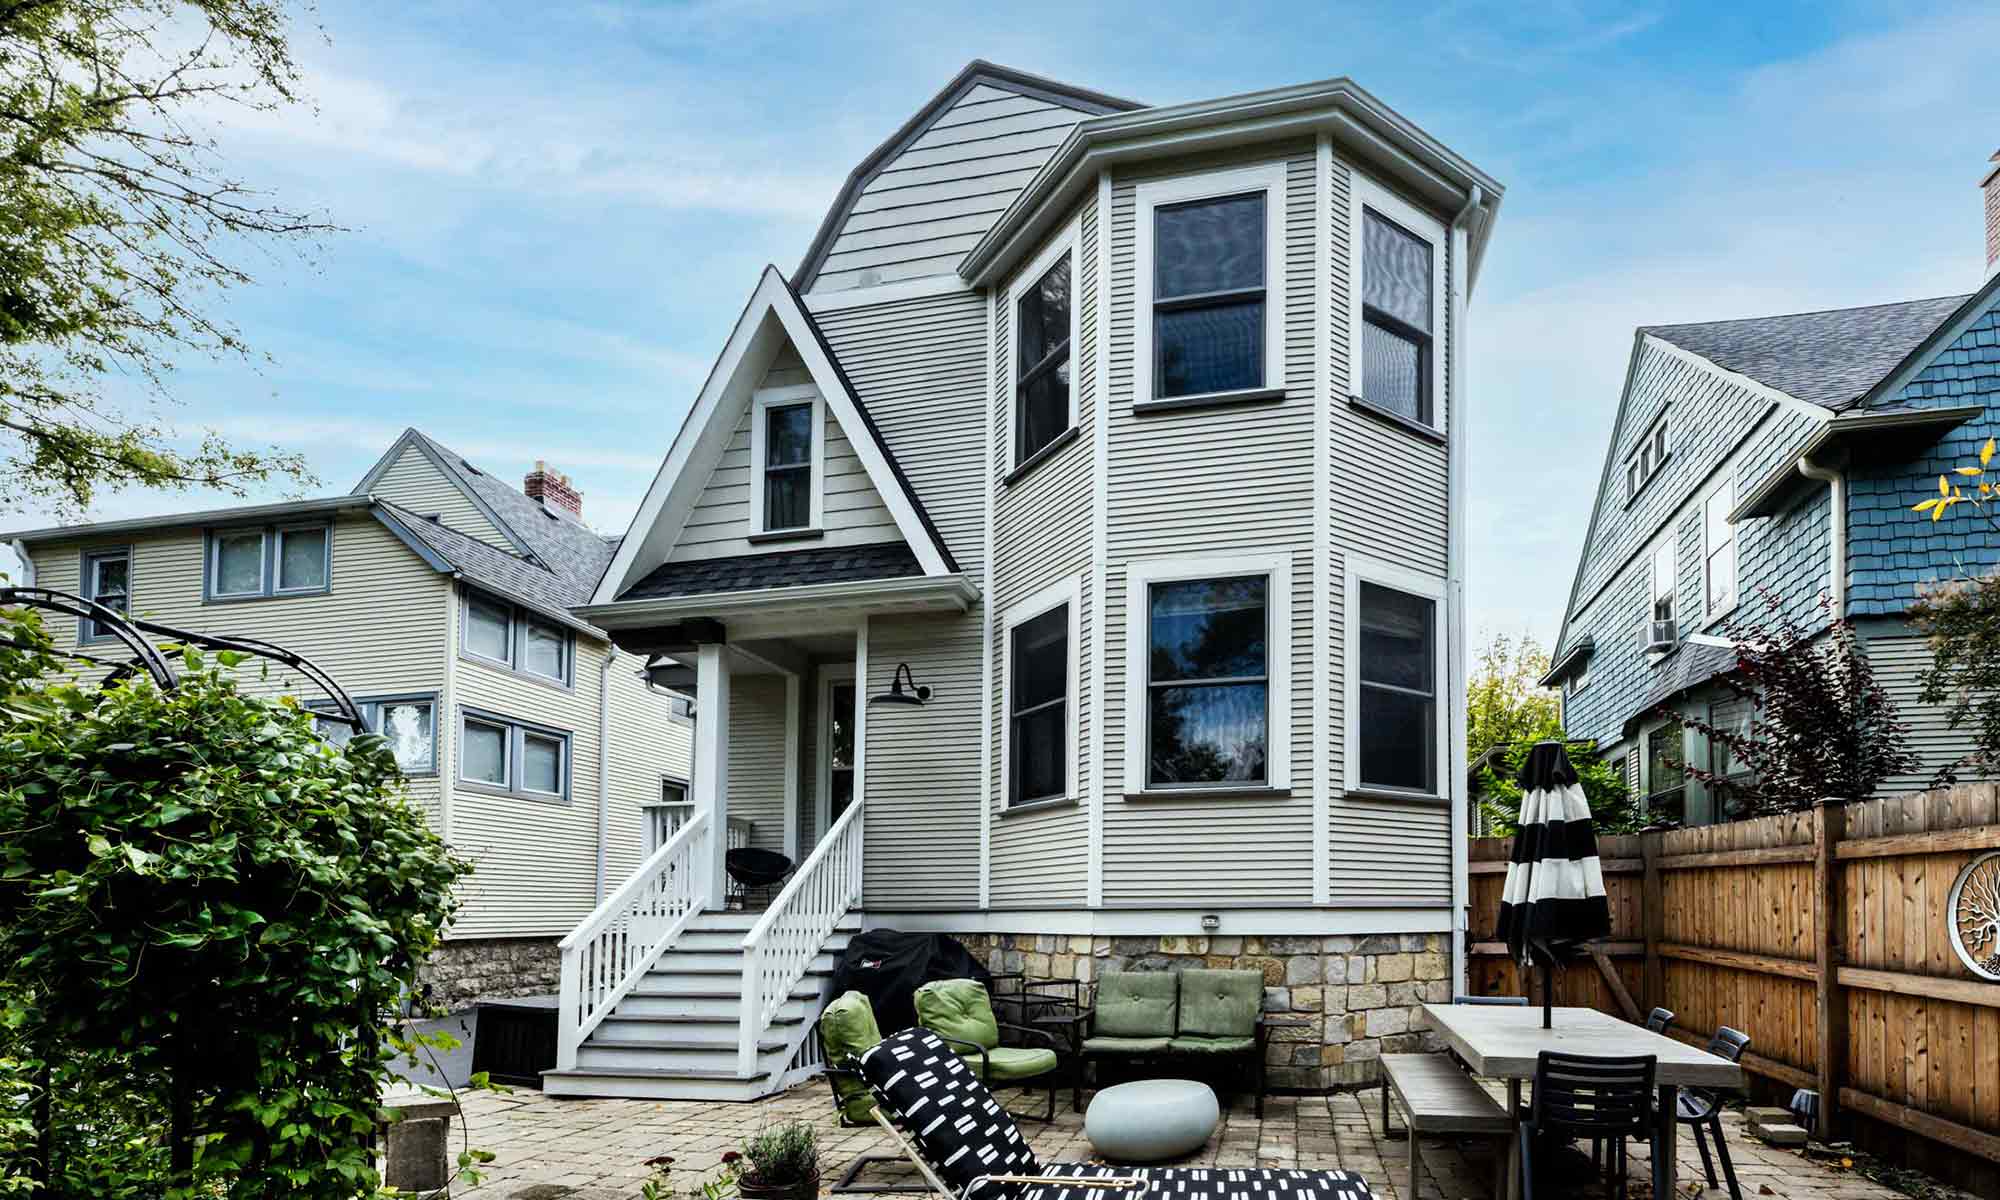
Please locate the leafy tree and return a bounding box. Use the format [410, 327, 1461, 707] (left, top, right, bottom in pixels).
[1676, 590, 1915, 815]
[1466, 631, 1637, 835]
[0, 605, 470, 1196]
[1909, 436, 2000, 784]
[0, 0, 328, 514]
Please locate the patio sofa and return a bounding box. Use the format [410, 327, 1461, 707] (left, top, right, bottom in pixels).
[1071, 968, 1300, 1117]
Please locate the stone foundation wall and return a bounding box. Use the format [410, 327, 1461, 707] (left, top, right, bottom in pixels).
[419, 937, 560, 1012]
[954, 931, 1452, 1090]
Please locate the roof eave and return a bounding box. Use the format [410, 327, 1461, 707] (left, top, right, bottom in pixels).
[1536, 635, 1595, 688]
[3, 494, 375, 544]
[585, 573, 981, 627]
[960, 77, 1504, 290]
[1732, 404, 1984, 521]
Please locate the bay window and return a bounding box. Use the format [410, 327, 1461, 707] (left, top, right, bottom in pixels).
[1003, 577, 1079, 807]
[1349, 174, 1446, 434]
[1344, 555, 1448, 798]
[1011, 230, 1076, 468]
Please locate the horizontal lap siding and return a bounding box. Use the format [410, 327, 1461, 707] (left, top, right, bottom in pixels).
[990, 199, 1095, 907]
[726, 674, 790, 855]
[606, 660, 694, 887]
[863, 614, 982, 909]
[813, 88, 1092, 294]
[369, 445, 511, 549]
[1328, 160, 1451, 903]
[1102, 145, 1316, 907]
[1865, 625, 1963, 793]
[671, 351, 900, 562]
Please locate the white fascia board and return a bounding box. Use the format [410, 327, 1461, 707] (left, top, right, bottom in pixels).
[963, 79, 1503, 290]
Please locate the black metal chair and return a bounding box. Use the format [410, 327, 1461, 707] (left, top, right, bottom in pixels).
[1517, 1051, 1658, 1200]
[1676, 1027, 1749, 1200]
[1645, 1006, 1675, 1034]
[725, 847, 793, 907]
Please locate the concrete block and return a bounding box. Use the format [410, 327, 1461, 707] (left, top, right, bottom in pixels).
[384, 1117, 449, 1193]
[1754, 1123, 1808, 1147]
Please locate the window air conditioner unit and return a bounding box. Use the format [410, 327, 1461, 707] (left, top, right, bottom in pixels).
[1645, 620, 1678, 653]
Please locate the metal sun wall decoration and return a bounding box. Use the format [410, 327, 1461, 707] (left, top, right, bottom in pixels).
[1948, 850, 2000, 981]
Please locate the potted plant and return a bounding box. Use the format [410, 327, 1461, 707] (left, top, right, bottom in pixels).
[734, 1122, 820, 1200]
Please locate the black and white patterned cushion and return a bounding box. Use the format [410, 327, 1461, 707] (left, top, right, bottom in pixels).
[860, 1028, 1375, 1200]
[1020, 1163, 1374, 1200]
[858, 1028, 1042, 1192]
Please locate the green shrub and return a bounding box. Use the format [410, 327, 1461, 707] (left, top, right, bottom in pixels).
[0, 604, 469, 1197]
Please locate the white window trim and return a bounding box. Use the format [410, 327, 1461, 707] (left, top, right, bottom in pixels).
[1006, 221, 1081, 470]
[272, 522, 331, 594]
[1702, 478, 1738, 624]
[1625, 410, 1671, 504]
[1133, 163, 1288, 409]
[1348, 171, 1448, 432]
[1123, 551, 1293, 795]
[1644, 539, 1677, 650]
[79, 545, 131, 643]
[748, 383, 826, 533]
[1000, 574, 1081, 810]
[815, 664, 856, 838]
[1342, 552, 1449, 800]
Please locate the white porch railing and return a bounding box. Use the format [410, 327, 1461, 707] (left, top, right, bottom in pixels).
[556, 811, 711, 1070]
[738, 800, 864, 1076]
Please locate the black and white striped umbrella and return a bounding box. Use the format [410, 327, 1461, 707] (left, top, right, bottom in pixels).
[1494, 740, 1612, 1027]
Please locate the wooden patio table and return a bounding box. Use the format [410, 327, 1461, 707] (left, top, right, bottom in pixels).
[1420, 1003, 1744, 1200]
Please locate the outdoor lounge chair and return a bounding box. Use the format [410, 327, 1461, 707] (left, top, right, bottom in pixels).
[914, 978, 1064, 1122]
[857, 1027, 1376, 1200]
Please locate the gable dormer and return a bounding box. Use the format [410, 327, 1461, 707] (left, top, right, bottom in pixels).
[356, 430, 521, 553]
[793, 61, 1140, 296]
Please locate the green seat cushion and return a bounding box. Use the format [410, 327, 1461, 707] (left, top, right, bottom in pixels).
[966, 1045, 1059, 1081]
[1167, 1035, 1256, 1054]
[1091, 971, 1178, 1039]
[915, 978, 1000, 1051]
[1082, 1035, 1171, 1054]
[819, 991, 884, 1122]
[1177, 969, 1262, 1038]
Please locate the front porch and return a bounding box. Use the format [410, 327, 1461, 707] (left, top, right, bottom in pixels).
[455, 1081, 1919, 1200]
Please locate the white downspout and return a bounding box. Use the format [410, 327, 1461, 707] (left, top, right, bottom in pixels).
[1446, 185, 1482, 1003]
[1798, 456, 1846, 616]
[8, 540, 35, 586]
[596, 648, 615, 902]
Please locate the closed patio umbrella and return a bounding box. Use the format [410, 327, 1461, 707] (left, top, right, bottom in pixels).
[1495, 740, 1612, 1028]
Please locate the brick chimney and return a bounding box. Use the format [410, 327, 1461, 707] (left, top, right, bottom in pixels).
[1986, 150, 2000, 279]
[523, 460, 582, 518]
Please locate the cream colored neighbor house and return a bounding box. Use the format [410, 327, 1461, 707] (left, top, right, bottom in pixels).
[547, 61, 1504, 1100]
[4, 429, 694, 1012]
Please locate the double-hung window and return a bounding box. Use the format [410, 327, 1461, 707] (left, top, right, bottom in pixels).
[750, 386, 824, 534]
[1345, 557, 1448, 797]
[1644, 719, 1686, 822]
[80, 547, 130, 642]
[1646, 542, 1676, 648]
[461, 589, 572, 685]
[1011, 230, 1077, 468]
[205, 522, 331, 599]
[1125, 554, 1291, 793]
[1002, 579, 1078, 807]
[1350, 176, 1446, 433]
[1135, 165, 1286, 407]
[311, 695, 437, 774]
[1703, 480, 1737, 620]
[458, 707, 571, 802]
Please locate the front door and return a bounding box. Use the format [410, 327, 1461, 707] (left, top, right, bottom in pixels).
[821, 668, 857, 829]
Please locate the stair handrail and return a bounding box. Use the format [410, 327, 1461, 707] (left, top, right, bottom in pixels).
[556, 810, 711, 1070]
[737, 799, 864, 1076]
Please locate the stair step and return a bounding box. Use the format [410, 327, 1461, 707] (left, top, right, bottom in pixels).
[543, 1066, 773, 1101]
[594, 1013, 803, 1043]
[651, 950, 841, 972]
[615, 993, 816, 1020]
[582, 1038, 790, 1054]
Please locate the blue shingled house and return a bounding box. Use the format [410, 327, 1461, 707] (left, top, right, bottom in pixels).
[1541, 184, 2000, 824]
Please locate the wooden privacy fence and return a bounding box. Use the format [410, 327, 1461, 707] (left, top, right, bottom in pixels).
[1467, 786, 2000, 1178]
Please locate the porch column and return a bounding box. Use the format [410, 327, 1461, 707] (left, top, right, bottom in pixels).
[693, 641, 731, 909]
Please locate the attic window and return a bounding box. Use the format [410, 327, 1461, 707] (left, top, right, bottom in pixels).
[1626, 413, 1669, 502]
[748, 385, 825, 535]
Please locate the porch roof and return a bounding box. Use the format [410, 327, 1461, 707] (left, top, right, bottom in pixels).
[618, 542, 922, 601]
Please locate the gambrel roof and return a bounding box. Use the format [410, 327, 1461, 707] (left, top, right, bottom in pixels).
[1645, 295, 1972, 411]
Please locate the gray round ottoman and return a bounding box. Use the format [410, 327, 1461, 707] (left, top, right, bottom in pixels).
[1084, 1079, 1219, 1163]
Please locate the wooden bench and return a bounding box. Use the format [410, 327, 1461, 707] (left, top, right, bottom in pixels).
[1380, 1053, 1512, 1199]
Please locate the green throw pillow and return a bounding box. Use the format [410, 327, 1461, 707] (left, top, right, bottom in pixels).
[1177, 968, 1262, 1038]
[915, 978, 1000, 1051]
[1091, 971, 1178, 1038]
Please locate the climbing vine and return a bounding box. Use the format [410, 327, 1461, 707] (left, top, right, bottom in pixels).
[0, 603, 470, 1197]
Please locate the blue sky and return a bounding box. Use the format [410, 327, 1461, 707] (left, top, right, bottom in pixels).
[3, 0, 1996, 650]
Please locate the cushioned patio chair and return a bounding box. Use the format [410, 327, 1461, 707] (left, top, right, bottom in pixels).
[914, 978, 1063, 1122]
[1076, 968, 1282, 1118]
[813, 990, 929, 1194]
[858, 1027, 1375, 1200]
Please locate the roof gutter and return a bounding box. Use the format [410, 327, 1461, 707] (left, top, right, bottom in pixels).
[579, 573, 982, 629]
[1797, 456, 1846, 616]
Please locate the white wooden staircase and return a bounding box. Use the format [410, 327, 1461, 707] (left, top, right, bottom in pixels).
[542, 909, 860, 1100]
[543, 802, 867, 1101]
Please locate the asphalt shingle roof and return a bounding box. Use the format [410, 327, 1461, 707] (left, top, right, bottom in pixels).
[1644, 294, 1971, 410]
[1621, 641, 1738, 738]
[377, 501, 605, 636]
[620, 542, 922, 601]
[403, 430, 617, 597]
